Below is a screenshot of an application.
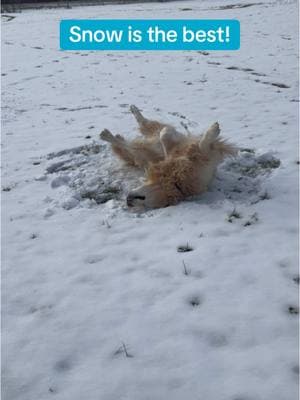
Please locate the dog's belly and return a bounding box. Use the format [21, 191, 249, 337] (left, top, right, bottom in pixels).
[131, 137, 165, 168]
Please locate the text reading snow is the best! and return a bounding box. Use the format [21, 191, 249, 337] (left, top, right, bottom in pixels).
[60, 20, 240, 50]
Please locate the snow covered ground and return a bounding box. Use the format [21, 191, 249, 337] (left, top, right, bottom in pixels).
[2, 1, 299, 399]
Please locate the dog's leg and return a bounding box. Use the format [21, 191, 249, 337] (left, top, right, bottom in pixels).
[130, 105, 146, 125]
[199, 122, 220, 152]
[199, 122, 236, 161]
[100, 129, 126, 144]
[130, 105, 167, 137]
[100, 129, 162, 168]
[159, 126, 186, 157]
[100, 129, 137, 166]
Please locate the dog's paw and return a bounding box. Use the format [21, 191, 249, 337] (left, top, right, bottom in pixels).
[206, 122, 220, 140]
[130, 104, 140, 115]
[115, 134, 125, 141]
[100, 129, 114, 142]
[211, 122, 220, 134]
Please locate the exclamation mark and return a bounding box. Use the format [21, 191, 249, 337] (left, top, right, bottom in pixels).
[225, 26, 230, 43]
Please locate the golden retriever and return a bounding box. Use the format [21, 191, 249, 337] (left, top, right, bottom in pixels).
[100, 105, 236, 208]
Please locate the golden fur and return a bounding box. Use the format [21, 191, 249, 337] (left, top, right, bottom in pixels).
[100, 105, 237, 208]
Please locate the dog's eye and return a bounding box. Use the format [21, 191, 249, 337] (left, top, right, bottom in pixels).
[134, 195, 146, 200]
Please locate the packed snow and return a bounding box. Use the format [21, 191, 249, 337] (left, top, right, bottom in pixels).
[2, 0, 299, 399]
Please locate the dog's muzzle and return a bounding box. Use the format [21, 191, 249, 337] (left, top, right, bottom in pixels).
[126, 194, 146, 207]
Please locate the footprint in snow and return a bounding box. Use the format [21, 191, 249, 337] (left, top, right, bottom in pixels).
[206, 331, 228, 348]
[85, 254, 104, 264]
[54, 358, 73, 372]
[287, 305, 299, 315]
[188, 295, 203, 307]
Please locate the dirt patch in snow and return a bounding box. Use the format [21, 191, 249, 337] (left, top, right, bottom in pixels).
[39, 143, 281, 211]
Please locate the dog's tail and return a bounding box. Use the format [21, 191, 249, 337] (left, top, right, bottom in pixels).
[213, 139, 238, 158]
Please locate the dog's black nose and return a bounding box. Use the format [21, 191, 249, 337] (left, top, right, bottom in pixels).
[127, 194, 135, 207]
[126, 194, 146, 207]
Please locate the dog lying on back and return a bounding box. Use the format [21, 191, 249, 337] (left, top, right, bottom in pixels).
[100, 105, 236, 208]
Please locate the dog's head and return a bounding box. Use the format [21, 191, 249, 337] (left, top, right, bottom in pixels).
[126, 148, 202, 209]
[126, 182, 171, 208]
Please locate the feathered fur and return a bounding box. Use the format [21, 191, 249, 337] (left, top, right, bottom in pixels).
[100, 106, 237, 208]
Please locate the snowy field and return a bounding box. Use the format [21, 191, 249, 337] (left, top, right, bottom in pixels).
[2, 0, 299, 399]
